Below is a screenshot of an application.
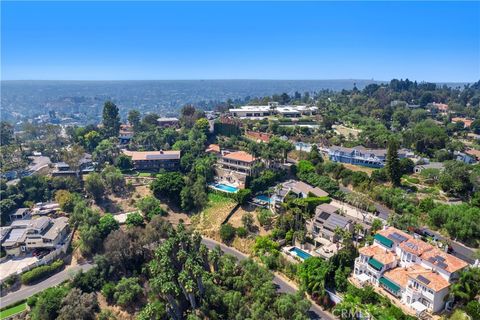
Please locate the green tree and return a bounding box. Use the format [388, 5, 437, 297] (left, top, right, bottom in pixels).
[308, 144, 323, 165]
[439, 161, 473, 197]
[114, 277, 143, 308]
[127, 109, 141, 131]
[385, 139, 401, 186]
[85, 172, 105, 202]
[136, 196, 167, 220]
[57, 288, 99, 320]
[115, 154, 133, 171]
[257, 209, 273, 229]
[0, 121, 14, 146]
[151, 172, 185, 205]
[29, 286, 69, 320]
[102, 101, 121, 138]
[234, 188, 252, 204]
[54, 190, 77, 213]
[98, 213, 119, 238]
[101, 165, 125, 194]
[125, 212, 144, 228]
[83, 130, 102, 152]
[93, 138, 120, 167]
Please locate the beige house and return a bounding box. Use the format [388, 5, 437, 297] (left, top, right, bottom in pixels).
[1, 217, 69, 256]
[215, 150, 258, 188]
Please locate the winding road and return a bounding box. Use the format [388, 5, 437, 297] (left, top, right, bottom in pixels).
[1, 239, 335, 319]
[0, 263, 93, 308]
[201, 238, 335, 320]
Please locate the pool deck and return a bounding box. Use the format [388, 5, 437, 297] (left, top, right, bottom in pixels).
[209, 183, 239, 194]
[282, 246, 316, 263]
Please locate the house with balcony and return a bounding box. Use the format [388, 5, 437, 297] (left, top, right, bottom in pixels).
[328, 146, 407, 168]
[353, 226, 469, 314]
[215, 150, 258, 188]
[122, 150, 180, 171]
[1, 216, 69, 256]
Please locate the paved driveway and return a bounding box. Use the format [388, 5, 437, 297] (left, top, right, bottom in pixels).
[0, 257, 39, 282]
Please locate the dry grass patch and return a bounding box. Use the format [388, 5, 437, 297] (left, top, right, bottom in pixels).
[191, 193, 236, 238]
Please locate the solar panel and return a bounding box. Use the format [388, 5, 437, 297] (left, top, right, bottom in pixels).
[428, 257, 437, 263]
[388, 232, 408, 243]
[318, 212, 331, 220]
[437, 262, 448, 269]
[417, 275, 431, 285]
[405, 242, 418, 251]
[435, 256, 445, 262]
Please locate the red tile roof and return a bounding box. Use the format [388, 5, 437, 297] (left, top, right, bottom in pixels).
[359, 245, 397, 265]
[421, 248, 468, 274]
[222, 151, 256, 163]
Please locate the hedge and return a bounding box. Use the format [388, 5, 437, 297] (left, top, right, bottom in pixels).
[21, 259, 64, 285]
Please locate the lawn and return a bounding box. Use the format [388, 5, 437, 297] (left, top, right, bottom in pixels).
[0, 303, 26, 319]
[138, 172, 152, 177]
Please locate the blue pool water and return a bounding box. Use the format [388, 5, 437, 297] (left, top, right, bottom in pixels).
[290, 247, 312, 260]
[212, 183, 239, 193]
[255, 195, 272, 203]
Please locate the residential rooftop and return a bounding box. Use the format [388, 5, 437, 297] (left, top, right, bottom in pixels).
[122, 150, 181, 161]
[222, 150, 256, 163]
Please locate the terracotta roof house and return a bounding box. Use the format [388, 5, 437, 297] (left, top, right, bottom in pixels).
[215, 150, 258, 188]
[353, 226, 469, 314]
[452, 117, 473, 128]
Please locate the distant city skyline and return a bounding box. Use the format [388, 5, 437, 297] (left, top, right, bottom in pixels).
[1, 1, 479, 82]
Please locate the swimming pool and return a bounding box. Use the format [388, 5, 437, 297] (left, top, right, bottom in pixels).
[210, 183, 239, 193]
[254, 194, 272, 203]
[289, 247, 312, 260]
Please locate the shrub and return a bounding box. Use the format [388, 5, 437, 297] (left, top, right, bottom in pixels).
[236, 227, 248, 238]
[125, 212, 144, 228]
[220, 223, 236, 243]
[114, 277, 143, 308]
[21, 260, 64, 285]
[257, 209, 273, 229]
[101, 282, 116, 303]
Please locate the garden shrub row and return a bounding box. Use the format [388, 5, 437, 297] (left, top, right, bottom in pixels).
[21, 259, 64, 285]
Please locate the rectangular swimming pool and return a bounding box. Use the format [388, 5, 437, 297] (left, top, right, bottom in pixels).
[289, 247, 312, 260]
[210, 183, 239, 193]
[254, 194, 272, 203]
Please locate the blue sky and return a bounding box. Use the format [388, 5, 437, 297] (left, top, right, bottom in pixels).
[2, 1, 479, 82]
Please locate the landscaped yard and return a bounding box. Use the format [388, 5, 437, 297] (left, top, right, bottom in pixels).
[0, 303, 26, 319]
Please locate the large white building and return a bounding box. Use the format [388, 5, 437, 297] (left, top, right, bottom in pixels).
[229, 104, 318, 119]
[354, 227, 468, 314]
